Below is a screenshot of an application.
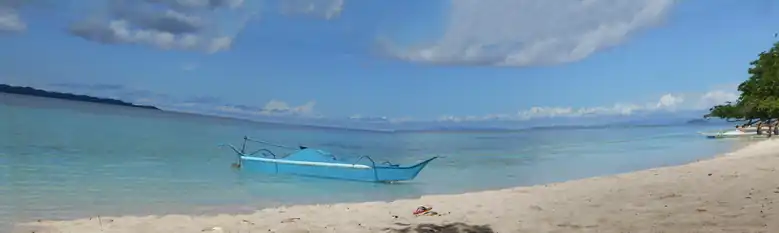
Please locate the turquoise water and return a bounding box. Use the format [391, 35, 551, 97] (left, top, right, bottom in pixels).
[0, 94, 747, 228]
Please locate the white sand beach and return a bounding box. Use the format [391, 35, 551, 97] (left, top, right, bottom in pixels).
[14, 139, 779, 233]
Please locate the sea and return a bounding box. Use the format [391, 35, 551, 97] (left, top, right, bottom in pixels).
[0, 94, 756, 229]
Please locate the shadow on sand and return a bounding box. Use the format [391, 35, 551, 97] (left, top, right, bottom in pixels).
[386, 222, 495, 233]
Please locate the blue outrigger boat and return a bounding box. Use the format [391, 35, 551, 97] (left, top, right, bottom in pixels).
[220, 137, 438, 182]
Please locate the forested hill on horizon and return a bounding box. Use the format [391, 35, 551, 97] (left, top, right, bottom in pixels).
[0, 84, 161, 110]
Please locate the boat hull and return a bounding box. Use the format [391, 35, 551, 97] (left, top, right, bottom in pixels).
[222, 139, 438, 182]
[700, 130, 757, 139]
[239, 156, 435, 182]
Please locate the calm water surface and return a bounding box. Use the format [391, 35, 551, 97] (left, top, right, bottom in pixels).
[0, 94, 748, 228]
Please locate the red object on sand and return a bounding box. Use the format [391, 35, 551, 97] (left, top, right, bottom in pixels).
[413, 205, 431, 215]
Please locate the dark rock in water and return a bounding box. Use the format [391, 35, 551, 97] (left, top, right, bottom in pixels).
[687, 119, 709, 124]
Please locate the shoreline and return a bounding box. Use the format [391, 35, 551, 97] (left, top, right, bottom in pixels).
[14, 138, 779, 233]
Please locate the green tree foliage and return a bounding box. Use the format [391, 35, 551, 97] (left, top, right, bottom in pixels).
[705, 42, 779, 124]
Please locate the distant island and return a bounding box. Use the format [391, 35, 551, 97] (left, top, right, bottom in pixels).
[0, 84, 161, 110]
[686, 118, 709, 124]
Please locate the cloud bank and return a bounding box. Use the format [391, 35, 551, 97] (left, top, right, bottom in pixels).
[66, 0, 251, 53]
[387, 0, 676, 67]
[215, 100, 318, 117]
[437, 89, 737, 123]
[45, 82, 738, 129]
[1, 0, 345, 52]
[280, 0, 344, 20]
[3, 0, 674, 66]
[61, 0, 345, 53]
[0, 0, 26, 32]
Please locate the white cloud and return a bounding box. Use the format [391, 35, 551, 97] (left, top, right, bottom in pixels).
[67, 0, 253, 53]
[261, 99, 316, 116]
[697, 90, 739, 109]
[100, 20, 192, 49]
[207, 36, 234, 53]
[349, 114, 411, 123]
[166, 0, 245, 9]
[656, 93, 683, 109]
[215, 99, 318, 117]
[0, 6, 25, 32]
[181, 62, 198, 71]
[280, 0, 344, 19]
[438, 89, 739, 122]
[388, 0, 675, 67]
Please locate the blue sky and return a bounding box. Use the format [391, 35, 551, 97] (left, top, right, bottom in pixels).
[1, 0, 777, 128]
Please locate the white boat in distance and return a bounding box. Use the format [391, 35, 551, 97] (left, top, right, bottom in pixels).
[699, 126, 765, 139]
